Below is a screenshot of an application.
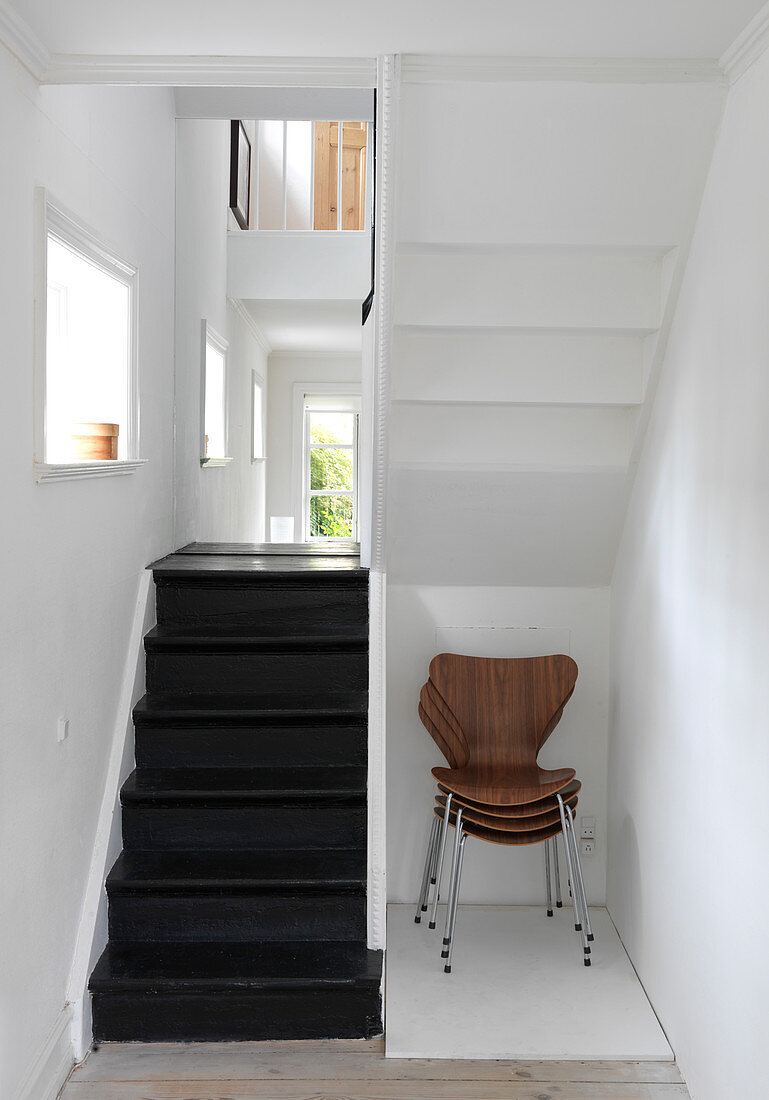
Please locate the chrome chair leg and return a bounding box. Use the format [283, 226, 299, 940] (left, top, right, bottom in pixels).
[544, 837, 554, 917]
[566, 804, 594, 943]
[556, 794, 591, 965]
[553, 832, 563, 908]
[441, 805, 464, 955]
[444, 831, 468, 974]
[414, 814, 439, 924]
[428, 793, 453, 929]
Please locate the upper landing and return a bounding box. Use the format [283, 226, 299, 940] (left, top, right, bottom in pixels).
[149, 543, 367, 580]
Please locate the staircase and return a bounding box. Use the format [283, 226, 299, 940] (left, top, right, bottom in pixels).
[89, 547, 382, 1041]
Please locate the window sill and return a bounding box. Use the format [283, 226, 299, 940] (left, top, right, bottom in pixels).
[35, 459, 147, 484]
[200, 456, 234, 468]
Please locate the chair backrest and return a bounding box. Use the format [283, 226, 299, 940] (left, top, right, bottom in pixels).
[428, 653, 578, 772]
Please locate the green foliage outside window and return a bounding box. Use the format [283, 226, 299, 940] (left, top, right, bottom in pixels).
[309, 422, 354, 537]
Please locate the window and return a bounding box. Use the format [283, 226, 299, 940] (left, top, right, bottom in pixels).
[305, 406, 358, 540]
[252, 371, 265, 462]
[200, 322, 231, 466]
[35, 195, 141, 481]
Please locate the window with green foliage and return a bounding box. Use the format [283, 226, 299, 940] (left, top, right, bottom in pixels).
[306, 409, 357, 539]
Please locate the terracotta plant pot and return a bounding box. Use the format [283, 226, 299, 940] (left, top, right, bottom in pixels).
[71, 422, 119, 460]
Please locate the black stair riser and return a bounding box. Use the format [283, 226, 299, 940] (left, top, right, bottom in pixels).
[122, 805, 366, 850]
[108, 894, 365, 943]
[145, 651, 368, 695]
[92, 988, 382, 1042]
[134, 724, 367, 769]
[156, 581, 368, 630]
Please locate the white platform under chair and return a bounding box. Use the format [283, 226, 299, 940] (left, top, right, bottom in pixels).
[385, 904, 674, 1061]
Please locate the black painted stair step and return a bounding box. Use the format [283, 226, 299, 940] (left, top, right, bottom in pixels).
[134, 691, 368, 723]
[134, 721, 366, 770]
[155, 577, 368, 629]
[121, 767, 367, 804]
[107, 849, 366, 891]
[146, 649, 367, 695]
[144, 625, 368, 651]
[90, 940, 382, 992]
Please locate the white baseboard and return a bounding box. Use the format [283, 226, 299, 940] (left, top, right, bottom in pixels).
[11, 1004, 74, 1100]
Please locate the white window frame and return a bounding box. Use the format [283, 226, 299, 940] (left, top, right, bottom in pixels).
[200, 320, 233, 467]
[304, 402, 359, 543]
[251, 368, 266, 463]
[34, 190, 144, 483]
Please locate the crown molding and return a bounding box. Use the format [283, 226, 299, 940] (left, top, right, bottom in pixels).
[401, 54, 724, 84]
[226, 297, 273, 355]
[720, 1, 769, 83]
[42, 52, 376, 86]
[0, 0, 50, 80]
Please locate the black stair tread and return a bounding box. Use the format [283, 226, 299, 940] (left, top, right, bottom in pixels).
[150, 553, 369, 581]
[144, 625, 367, 650]
[134, 691, 369, 723]
[107, 849, 366, 890]
[121, 766, 367, 801]
[90, 941, 382, 991]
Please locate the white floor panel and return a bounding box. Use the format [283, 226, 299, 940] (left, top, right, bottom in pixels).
[385, 904, 673, 1061]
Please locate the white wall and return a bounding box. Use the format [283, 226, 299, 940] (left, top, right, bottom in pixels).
[0, 45, 175, 1100]
[387, 586, 610, 905]
[266, 352, 361, 537]
[175, 119, 269, 544]
[607, 48, 769, 1100]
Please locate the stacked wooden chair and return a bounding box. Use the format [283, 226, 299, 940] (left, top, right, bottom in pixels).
[414, 653, 593, 971]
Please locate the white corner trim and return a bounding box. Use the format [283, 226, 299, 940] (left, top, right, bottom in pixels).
[66, 570, 154, 1058]
[42, 53, 377, 86]
[720, 1, 769, 82]
[366, 53, 399, 953]
[227, 297, 273, 355]
[371, 53, 398, 576]
[0, 0, 50, 80]
[401, 54, 724, 84]
[11, 1004, 73, 1100]
[35, 459, 147, 483]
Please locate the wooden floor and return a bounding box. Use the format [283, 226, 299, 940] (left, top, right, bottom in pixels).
[60, 1039, 689, 1099]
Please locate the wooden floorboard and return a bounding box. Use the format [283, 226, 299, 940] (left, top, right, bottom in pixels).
[62, 1083, 689, 1100]
[61, 1041, 689, 1100]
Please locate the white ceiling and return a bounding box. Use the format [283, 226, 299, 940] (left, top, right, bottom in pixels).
[244, 300, 363, 353]
[10, 0, 766, 60]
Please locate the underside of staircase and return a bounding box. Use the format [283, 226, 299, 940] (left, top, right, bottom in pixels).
[89, 545, 382, 1041]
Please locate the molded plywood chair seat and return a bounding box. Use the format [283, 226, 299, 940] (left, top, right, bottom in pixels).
[429, 653, 578, 807]
[413, 653, 593, 972]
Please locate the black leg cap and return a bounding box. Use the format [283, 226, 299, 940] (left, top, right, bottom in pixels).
[442, 936, 450, 944]
[584, 958, 591, 967]
[547, 909, 554, 917]
[420, 904, 428, 912]
[440, 949, 449, 958]
[584, 946, 591, 954]
[428, 921, 436, 929]
[414, 916, 421, 924]
[556, 901, 563, 908]
[430, 877, 436, 885]
[575, 923, 582, 932]
[587, 933, 595, 942]
[444, 965, 452, 974]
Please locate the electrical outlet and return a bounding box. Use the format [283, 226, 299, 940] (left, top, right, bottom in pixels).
[581, 838, 595, 857]
[580, 816, 596, 839]
[57, 717, 69, 743]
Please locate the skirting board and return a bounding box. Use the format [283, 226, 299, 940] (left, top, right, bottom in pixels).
[10, 1004, 73, 1100]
